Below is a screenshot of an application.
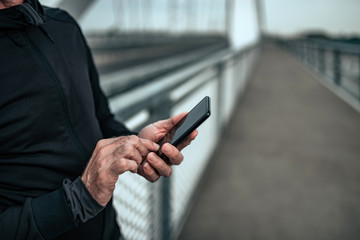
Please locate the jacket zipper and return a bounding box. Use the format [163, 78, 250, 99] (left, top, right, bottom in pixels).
[22, 31, 89, 158]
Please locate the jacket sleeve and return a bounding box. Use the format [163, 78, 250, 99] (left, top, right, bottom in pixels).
[0, 177, 104, 240]
[84, 41, 136, 138]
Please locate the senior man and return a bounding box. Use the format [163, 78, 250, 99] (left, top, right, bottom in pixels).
[0, 0, 197, 239]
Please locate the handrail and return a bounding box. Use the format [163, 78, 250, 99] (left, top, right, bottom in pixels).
[281, 38, 360, 54]
[100, 42, 260, 240]
[103, 43, 256, 127]
[100, 42, 228, 98]
[276, 38, 360, 111]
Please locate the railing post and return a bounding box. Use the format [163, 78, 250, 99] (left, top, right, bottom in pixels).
[159, 102, 172, 240]
[308, 45, 313, 66]
[148, 97, 173, 240]
[318, 48, 325, 74]
[306, 45, 311, 66]
[333, 50, 341, 85]
[358, 54, 360, 103]
[312, 46, 317, 67]
[300, 44, 305, 60]
[216, 62, 225, 134]
[161, 177, 171, 240]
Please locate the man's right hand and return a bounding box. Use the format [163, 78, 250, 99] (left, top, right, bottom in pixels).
[81, 135, 159, 206]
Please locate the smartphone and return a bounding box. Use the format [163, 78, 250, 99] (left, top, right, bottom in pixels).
[157, 96, 211, 163]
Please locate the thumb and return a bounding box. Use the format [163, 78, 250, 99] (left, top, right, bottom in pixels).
[160, 112, 188, 131]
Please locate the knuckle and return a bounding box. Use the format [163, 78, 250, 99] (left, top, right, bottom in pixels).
[96, 139, 105, 149]
[132, 136, 141, 147]
[117, 158, 129, 170]
[124, 143, 135, 154]
[129, 135, 139, 143]
[116, 136, 125, 143]
[97, 147, 108, 157]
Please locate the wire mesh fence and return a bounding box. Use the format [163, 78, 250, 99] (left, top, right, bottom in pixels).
[114, 173, 163, 240]
[107, 45, 259, 240]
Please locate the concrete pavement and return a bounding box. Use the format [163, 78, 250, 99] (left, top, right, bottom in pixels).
[178, 44, 360, 240]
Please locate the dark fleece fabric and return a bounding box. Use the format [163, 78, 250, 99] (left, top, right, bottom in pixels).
[0, 0, 132, 239]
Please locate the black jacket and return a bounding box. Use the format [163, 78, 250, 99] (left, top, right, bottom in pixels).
[0, 1, 132, 239]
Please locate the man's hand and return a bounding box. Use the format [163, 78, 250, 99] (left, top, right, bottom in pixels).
[81, 135, 159, 206]
[138, 112, 198, 182]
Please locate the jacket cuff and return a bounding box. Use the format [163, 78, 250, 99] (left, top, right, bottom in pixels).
[31, 187, 76, 239]
[31, 177, 105, 239]
[63, 177, 104, 224]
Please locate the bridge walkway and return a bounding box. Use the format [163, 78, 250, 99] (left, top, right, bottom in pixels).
[178, 43, 360, 240]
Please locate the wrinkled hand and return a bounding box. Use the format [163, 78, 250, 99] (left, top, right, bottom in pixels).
[81, 135, 159, 206]
[138, 112, 198, 182]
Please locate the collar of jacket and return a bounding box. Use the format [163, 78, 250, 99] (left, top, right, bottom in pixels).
[0, 0, 46, 29]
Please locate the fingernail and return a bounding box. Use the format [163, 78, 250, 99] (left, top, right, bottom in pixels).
[147, 153, 155, 163]
[144, 162, 149, 169]
[153, 142, 160, 150]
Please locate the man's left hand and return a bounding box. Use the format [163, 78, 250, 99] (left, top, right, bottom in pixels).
[137, 112, 198, 182]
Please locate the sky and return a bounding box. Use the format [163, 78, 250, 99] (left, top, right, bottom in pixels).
[262, 0, 360, 37]
[39, 0, 360, 38]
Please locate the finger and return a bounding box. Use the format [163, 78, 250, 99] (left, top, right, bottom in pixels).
[140, 138, 160, 152]
[139, 160, 160, 182]
[177, 129, 198, 151]
[119, 144, 143, 166]
[111, 158, 138, 175]
[127, 135, 149, 157]
[147, 152, 173, 177]
[161, 143, 184, 165]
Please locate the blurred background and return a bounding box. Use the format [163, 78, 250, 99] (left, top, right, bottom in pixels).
[40, 0, 360, 239]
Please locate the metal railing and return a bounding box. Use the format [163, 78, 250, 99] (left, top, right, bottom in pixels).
[277, 38, 360, 110]
[95, 42, 259, 240]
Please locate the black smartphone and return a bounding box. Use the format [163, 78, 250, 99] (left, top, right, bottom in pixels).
[157, 96, 211, 163]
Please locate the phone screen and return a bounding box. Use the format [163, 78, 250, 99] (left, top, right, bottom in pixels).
[157, 96, 210, 162]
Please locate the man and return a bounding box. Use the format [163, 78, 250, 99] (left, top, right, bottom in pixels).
[0, 0, 197, 239]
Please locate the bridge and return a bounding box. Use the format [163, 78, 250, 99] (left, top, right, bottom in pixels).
[39, 1, 360, 239]
[179, 43, 360, 240]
